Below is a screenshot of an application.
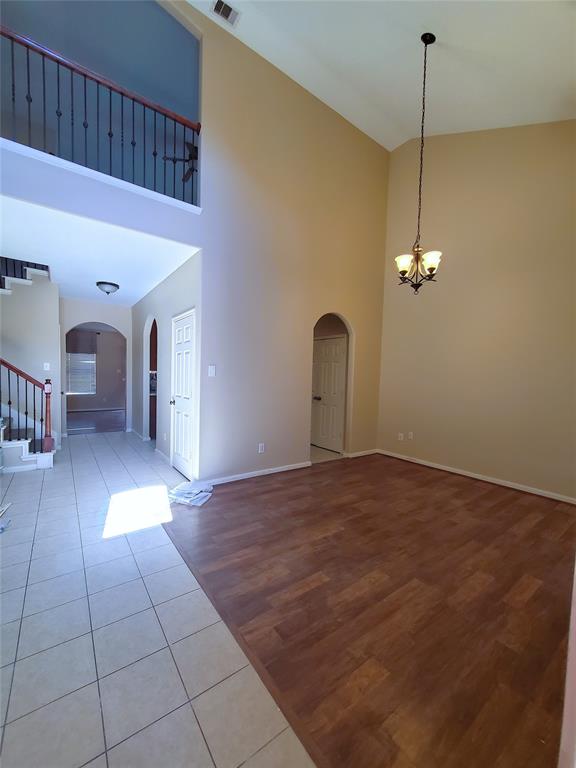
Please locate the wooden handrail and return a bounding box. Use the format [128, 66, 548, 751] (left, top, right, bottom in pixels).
[0, 25, 201, 135]
[0, 358, 45, 390]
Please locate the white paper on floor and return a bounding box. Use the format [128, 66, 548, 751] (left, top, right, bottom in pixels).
[168, 480, 213, 507]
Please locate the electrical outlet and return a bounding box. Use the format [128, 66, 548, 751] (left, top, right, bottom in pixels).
[258, 443, 265, 454]
[408, 431, 414, 440]
[398, 432, 404, 441]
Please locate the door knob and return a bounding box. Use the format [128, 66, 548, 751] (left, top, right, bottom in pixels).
[169, 399, 175, 405]
[313, 396, 322, 401]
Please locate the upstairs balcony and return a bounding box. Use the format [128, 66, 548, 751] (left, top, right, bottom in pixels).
[0, 26, 201, 207]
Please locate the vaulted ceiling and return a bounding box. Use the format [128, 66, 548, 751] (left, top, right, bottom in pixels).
[189, 0, 576, 149]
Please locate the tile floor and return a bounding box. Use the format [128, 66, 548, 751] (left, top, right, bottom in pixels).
[0, 433, 314, 768]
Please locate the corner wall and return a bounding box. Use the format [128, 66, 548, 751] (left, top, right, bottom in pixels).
[158, 3, 388, 480]
[379, 121, 576, 499]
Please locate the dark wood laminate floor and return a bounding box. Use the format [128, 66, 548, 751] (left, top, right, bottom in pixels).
[164, 455, 576, 768]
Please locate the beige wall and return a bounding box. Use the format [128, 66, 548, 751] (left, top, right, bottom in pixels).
[379, 121, 576, 499]
[0, 274, 62, 443]
[132, 254, 201, 460]
[155, 3, 388, 479]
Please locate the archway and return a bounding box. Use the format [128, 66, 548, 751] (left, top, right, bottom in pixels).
[310, 313, 350, 463]
[142, 316, 158, 441]
[65, 322, 127, 434]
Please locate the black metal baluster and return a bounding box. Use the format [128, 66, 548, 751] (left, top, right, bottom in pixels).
[153, 111, 157, 191]
[172, 119, 176, 199]
[121, 94, 124, 179]
[143, 105, 146, 188]
[163, 115, 167, 195]
[70, 68, 75, 161]
[7, 373, 12, 440]
[16, 375, 21, 438]
[56, 63, 62, 155]
[25, 381, 29, 448]
[42, 55, 47, 151]
[108, 88, 113, 174]
[131, 99, 136, 182]
[40, 390, 44, 454]
[33, 384, 36, 453]
[96, 83, 100, 170]
[10, 40, 16, 140]
[83, 74, 88, 166]
[26, 47, 32, 146]
[182, 125, 186, 202]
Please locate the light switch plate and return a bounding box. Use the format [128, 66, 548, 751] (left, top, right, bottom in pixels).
[43, 362, 50, 371]
[208, 365, 216, 377]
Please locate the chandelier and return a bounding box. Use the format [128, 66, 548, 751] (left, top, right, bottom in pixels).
[395, 33, 442, 294]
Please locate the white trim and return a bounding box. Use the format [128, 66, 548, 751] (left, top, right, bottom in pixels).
[208, 461, 312, 486]
[0, 288, 12, 296]
[378, 450, 576, 505]
[1, 138, 202, 216]
[154, 447, 170, 464]
[343, 449, 381, 458]
[4, 277, 33, 289]
[25, 267, 50, 279]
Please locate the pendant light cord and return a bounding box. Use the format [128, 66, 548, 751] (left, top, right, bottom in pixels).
[413, 40, 428, 252]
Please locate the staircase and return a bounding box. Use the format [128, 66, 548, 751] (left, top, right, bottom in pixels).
[0, 360, 55, 472]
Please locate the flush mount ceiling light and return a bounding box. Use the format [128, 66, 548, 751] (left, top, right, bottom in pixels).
[395, 33, 442, 294]
[96, 281, 119, 295]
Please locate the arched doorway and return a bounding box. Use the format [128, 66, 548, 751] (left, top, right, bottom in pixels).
[65, 322, 127, 434]
[142, 316, 158, 441]
[310, 313, 350, 463]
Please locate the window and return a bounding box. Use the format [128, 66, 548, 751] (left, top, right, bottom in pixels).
[66, 353, 96, 395]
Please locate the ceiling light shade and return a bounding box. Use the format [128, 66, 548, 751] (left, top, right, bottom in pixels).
[395, 253, 415, 278]
[395, 33, 443, 294]
[420, 250, 442, 275]
[96, 281, 119, 295]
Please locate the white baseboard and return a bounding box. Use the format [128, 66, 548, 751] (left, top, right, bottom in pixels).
[130, 429, 150, 442]
[208, 461, 312, 487]
[154, 448, 170, 464]
[377, 449, 576, 505]
[343, 449, 381, 458]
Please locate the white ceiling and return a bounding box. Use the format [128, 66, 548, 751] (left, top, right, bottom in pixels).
[0, 197, 198, 306]
[190, 0, 576, 149]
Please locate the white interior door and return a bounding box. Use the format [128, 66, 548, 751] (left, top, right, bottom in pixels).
[171, 310, 196, 479]
[311, 335, 347, 452]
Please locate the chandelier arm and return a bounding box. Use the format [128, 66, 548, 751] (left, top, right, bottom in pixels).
[413, 40, 428, 252]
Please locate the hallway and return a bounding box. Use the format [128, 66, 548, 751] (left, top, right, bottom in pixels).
[0, 434, 313, 768]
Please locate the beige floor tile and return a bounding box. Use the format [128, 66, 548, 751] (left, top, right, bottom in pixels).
[99, 648, 187, 747]
[172, 621, 247, 698]
[1, 620, 20, 667]
[23, 570, 87, 616]
[0, 587, 25, 624]
[85, 554, 140, 594]
[27, 548, 84, 584]
[8, 634, 96, 721]
[17, 597, 90, 659]
[144, 563, 200, 605]
[156, 590, 220, 644]
[94, 608, 166, 677]
[108, 704, 214, 768]
[2, 683, 105, 768]
[193, 666, 287, 768]
[243, 728, 316, 768]
[134, 543, 184, 576]
[89, 578, 151, 629]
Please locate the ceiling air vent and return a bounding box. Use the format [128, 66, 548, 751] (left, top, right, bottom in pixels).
[212, 0, 239, 26]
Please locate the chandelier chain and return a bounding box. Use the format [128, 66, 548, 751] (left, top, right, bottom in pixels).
[413, 40, 428, 251]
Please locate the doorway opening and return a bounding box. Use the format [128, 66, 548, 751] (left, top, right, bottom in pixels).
[310, 313, 349, 464]
[65, 322, 127, 434]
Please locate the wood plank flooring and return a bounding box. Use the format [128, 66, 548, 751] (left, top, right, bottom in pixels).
[164, 455, 576, 768]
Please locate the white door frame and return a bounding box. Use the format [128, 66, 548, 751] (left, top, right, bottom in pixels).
[142, 315, 156, 441]
[311, 333, 348, 453]
[170, 308, 199, 479]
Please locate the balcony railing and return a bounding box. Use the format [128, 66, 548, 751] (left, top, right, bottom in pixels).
[0, 26, 201, 206]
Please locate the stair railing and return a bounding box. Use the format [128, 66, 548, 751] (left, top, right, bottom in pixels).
[0, 25, 201, 206]
[0, 359, 54, 453]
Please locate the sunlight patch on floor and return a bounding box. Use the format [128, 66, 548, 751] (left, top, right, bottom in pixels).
[103, 484, 172, 537]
